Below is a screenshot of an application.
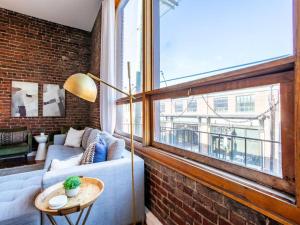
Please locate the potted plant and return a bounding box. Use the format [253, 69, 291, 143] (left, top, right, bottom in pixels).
[63, 176, 81, 197]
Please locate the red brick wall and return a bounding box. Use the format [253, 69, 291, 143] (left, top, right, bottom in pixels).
[144, 157, 281, 225]
[0, 8, 91, 135]
[89, 8, 102, 129]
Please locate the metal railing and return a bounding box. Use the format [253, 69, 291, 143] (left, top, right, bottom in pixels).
[157, 126, 281, 176]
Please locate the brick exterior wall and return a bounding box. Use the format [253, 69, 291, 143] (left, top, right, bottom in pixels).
[89, 8, 102, 129]
[0, 8, 91, 135]
[143, 157, 281, 225]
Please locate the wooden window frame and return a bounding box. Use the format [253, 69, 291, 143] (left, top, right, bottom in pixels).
[115, 0, 300, 223]
[145, 0, 296, 192]
[150, 66, 295, 194]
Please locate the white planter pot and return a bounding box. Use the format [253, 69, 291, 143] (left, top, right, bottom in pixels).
[65, 187, 80, 197]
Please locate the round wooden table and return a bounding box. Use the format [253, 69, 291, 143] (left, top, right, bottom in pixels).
[35, 177, 104, 225]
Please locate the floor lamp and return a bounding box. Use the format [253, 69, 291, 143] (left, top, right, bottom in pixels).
[63, 62, 137, 224]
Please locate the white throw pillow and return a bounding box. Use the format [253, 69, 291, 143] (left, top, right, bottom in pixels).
[50, 153, 83, 171]
[64, 128, 85, 147]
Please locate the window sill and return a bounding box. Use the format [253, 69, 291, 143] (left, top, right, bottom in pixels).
[114, 133, 300, 225]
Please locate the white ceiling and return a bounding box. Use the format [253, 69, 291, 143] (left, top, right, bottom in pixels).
[0, 0, 102, 31]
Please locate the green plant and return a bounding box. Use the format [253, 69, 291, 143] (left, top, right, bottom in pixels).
[63, 176, 81, 190]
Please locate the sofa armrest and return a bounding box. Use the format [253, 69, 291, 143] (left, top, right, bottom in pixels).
[53, 134, 66, 145]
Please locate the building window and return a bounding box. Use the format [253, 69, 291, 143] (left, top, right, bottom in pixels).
[214, 97, 228, 112]
[174, 100, 184, 113]
[187, 99, 197, 112]
[236, 95, 255, 112]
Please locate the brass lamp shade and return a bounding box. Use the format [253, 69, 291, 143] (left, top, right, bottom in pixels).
[63, 73, 97, 102]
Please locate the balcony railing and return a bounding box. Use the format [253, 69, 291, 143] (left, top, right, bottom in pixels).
[157, 126, 282, 176]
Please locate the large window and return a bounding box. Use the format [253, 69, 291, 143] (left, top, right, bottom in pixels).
[115, 0, 143, 138]
[115, 0, 296, 198]
[154, 85, 282, 177]
[115, 0, 299, 221]
[154, 0, 293, 88]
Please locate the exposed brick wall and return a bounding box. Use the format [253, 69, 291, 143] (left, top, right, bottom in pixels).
[89, 8, 102, 129]
[143, 157, 281, 225]
[0, 8, 91, 135]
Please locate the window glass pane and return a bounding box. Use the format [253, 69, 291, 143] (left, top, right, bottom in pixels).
[154, 0, 293, 88]
[116, 102, 143, 137]
[214, 97, 228, 112]
[187, 99, 197, 112]
[175, 100, 184, 113]
[154, 84, 282, 176]
[236, 95, 255, 112]
[119, 0, 143, 94]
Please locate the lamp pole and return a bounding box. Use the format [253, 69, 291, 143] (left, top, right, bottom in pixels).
[87, 63, 137, 224]
[127, 62, 137, 225]
[64, 63, 137, 224]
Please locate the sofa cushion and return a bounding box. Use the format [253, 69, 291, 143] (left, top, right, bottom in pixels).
[81, 127, 93, 150]
[45, 145, 84, 169]
[99, 131, 125, 160]
[107, 139, 124, 160]
[86, 129, 101, 149]
[0, 143, 29, 157]
[64, 128, 85, 148]
[93, 139, 108, 163]
[81, 129, 101, 164]
[50, 153, 83, 171]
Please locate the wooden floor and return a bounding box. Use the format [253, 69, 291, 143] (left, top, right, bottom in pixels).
[0, 156, 36, 169]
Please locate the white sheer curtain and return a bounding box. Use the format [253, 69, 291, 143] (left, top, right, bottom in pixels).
[100, 0, 116, 134]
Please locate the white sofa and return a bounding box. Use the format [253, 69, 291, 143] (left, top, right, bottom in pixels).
[0, 131, 145, 225]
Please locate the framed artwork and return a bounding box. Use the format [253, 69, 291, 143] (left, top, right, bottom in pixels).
[11, 81, 38, 117]
[43, 84, 65, 117]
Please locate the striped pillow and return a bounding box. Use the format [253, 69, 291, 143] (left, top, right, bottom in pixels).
[81, 129, 101, 164]
[0, 130, 28, 146]
[81, 127, 93, 150]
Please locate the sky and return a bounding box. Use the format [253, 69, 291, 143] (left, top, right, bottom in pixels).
[159, 0, 294, 87]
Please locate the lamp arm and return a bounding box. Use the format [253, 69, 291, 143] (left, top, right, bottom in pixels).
[87, 73, 135, 99]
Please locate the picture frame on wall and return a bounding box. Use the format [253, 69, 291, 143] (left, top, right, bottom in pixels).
[43, 84, 65, 117]
[11, 81, 39, 117]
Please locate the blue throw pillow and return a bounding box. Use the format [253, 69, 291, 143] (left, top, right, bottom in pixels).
[93, 138, 108, 163]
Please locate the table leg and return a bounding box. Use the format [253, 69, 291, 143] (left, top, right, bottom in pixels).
[64, 215, 75, 225]
[47, 215, 58, 225]
[46, 204, 93, 225]
[75, 208, 85, 225]
[81, 204, 94, 225]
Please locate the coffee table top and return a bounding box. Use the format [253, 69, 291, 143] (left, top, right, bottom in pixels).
[35, 177, 104, 216]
